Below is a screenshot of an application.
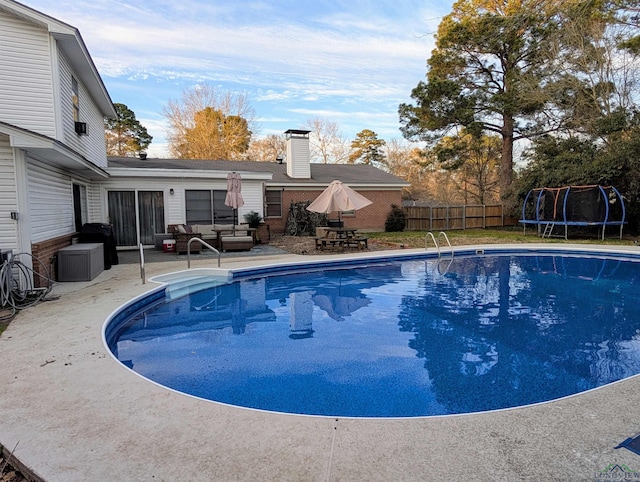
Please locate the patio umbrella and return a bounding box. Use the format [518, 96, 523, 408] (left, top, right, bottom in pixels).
[225, 172, 244, 224]
[306, 180, 372, 221]
[313, 293, 371, 322]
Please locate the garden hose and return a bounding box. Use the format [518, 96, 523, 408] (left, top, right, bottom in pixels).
[0, 253, 53, 323]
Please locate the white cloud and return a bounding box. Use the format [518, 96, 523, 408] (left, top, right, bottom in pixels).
[25, 0, 450, 155]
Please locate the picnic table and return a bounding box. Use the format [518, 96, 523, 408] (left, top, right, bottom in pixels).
[314, 227, 368, 251]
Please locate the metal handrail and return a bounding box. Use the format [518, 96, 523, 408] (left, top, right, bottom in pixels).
[187, 237, 221, 268]
[425, 231, 454, 259]
[437, 231, 453, 258]
[425, 231, 440, 256]
[138, 243, 146, 284]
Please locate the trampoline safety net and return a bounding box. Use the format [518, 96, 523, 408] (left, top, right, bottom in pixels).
[519, 185, 626, 239]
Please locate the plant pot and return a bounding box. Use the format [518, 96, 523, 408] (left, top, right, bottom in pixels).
[256, 224, 270, 244]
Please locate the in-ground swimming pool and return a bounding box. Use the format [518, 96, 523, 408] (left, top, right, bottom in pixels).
[105, 248, 640, 418]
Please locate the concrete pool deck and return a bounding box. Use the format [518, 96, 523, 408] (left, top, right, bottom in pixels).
[1, 244, 640, 481]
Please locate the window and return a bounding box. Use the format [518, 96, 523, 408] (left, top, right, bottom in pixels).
[72, 183, 88, 231]
[265, 190, 282, 217]
[185, 190, 212, 224]
[185, 190, 233, 224]
[72, 77, 80, 122]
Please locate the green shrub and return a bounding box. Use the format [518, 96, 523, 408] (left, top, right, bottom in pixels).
[243, 210, 263, 228]
[385, 204, 406, 232]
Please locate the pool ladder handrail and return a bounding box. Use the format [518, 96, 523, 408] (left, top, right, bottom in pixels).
[187, 237, 221, 268]
[425, 231, 454, 258]
[139, 243, 146, 284]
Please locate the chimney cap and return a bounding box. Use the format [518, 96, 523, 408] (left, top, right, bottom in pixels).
[284, 129, 311, 137]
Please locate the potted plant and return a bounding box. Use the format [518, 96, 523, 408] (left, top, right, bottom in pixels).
[243, 211, 263, 228]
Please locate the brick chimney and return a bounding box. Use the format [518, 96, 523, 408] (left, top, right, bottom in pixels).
[285, 129, 311, 179]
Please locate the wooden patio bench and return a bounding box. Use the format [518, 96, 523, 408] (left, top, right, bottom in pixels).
[314, 236, 345, 250]
[314, 236, 368, 251]
[345, 237, 368, 250]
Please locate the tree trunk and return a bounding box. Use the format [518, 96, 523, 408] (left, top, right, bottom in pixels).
[500, 114, 515, 201]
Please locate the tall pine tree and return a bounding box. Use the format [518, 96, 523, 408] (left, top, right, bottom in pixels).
[105, 103, 152, 156]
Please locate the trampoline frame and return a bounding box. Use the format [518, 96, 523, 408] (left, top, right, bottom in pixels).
[519, 185, 626, 240]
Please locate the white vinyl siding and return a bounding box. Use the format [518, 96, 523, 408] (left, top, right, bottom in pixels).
[0, 135, 19, 250]
[166, 186, 185, 226]
[87, 182, 103, 223]
[286, 135, 311, 179]
[27, 157, 74, 242]
[96, 177, 264, 226]
[0, 10, 56, 137]
[58, 52, 109, 167]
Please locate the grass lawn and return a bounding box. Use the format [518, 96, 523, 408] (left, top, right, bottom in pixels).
[366, 226, 636, 249]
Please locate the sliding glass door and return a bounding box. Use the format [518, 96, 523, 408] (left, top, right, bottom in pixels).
[108, 191, 136, 246]
[108, 190, 165, 247]
[138, 191, 165, 245]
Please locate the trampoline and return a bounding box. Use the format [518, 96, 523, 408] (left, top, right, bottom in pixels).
[519, 185, 626, 240]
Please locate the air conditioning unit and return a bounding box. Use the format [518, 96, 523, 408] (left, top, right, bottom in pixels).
[74, 121, 87, 135]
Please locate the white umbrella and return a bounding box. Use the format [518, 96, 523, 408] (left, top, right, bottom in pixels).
[306, 180, 372, 221]
[225, 172, 244, 224]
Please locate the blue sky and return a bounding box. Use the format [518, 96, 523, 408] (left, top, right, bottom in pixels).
[25, 0, 453, 157]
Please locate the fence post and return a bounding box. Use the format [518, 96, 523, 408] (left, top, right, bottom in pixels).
[429, 206, 433, 231]
[462, 205, 466, 230]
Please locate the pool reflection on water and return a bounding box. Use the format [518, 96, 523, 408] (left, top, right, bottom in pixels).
[107, 253, 640, 418]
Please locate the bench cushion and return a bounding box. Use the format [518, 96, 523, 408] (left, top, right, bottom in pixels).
[220, 235, 253, 243]
[212, 224, 247, 235]
[192, 224, 216, 236]
[220, 235, 253, 252]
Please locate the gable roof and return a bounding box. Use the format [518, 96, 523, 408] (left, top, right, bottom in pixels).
[107, 157, 410, 188]
[0, 0, 116, 118]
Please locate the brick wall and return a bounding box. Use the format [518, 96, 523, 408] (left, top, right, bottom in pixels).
[266, 189, 403, 235]
[31, 234, 75, 287]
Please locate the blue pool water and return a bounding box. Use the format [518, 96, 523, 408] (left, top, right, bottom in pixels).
[105, 251, 640, 417]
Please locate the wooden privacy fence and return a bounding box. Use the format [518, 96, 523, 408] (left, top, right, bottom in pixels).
[403, 204, 506, 231]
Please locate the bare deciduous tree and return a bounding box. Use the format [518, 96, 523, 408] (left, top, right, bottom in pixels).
[245, 134, 286, 162]
[305, 117, 350, 164]
[384, 139, 432, 200]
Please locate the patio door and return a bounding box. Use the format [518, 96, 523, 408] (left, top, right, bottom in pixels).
[108, 190, 165, 247]
[138, 191, 165, 245]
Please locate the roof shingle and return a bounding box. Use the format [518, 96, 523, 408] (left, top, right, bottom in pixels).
[107, 157, 408, 186]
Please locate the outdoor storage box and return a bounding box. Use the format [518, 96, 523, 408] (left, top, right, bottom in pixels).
[57, 243, 104, 282]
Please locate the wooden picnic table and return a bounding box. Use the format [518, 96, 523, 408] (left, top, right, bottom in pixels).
[314, 227, 368, 251]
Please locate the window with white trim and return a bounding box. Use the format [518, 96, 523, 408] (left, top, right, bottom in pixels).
[265, 190, 282, 217]
[72, 76, 80, 122]
[185, 189, 234, 224]
[72, 183, 88, 231]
